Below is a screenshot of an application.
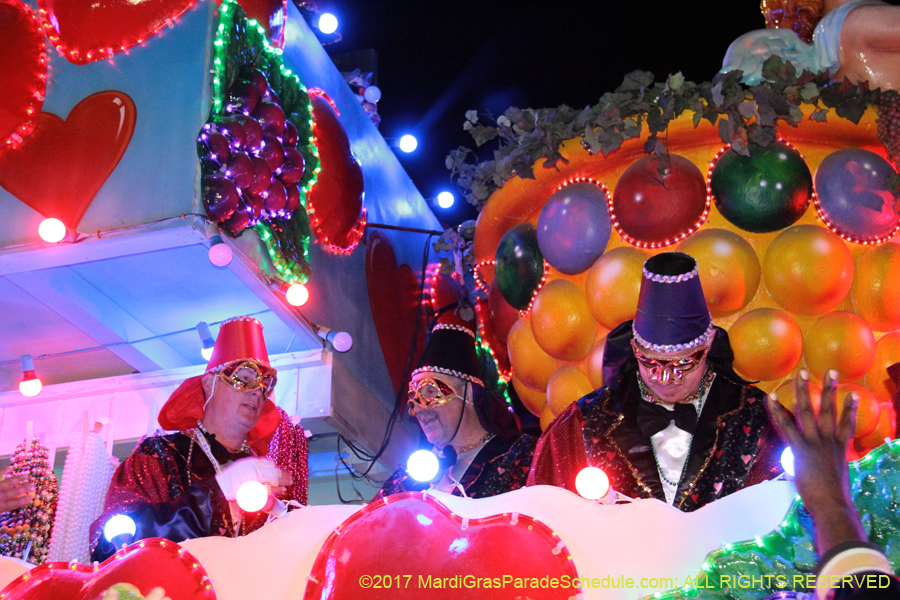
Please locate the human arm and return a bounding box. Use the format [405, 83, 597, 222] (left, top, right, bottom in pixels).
[767, 369, 900, 599]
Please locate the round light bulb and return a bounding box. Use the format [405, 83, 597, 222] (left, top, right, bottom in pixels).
[318, 13, 338, 34]
[103, 514, 136, 542]
[208, 241, 233, 267]
[363, 86, 381, 103]
[19, 378, 42, 397]
[781, 446, 795, 478]
[398, 134, 418, 153]
[236, 481, 269, 512]
[285, 283, 309, 306]
[330, 331, 353, 353]
[575, 466, 610, 500]
[407, 450, 439, 482]
[201, 345, 215, 361]
[38, 218, 66, 243]
[437, 191, 454, 209]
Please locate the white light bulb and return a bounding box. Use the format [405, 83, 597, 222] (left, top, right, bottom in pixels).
[208, 238, 233, 267]
[781, 446, 795, 477]
[398, 134, 417, 153]
[407, 450, 439, 482]
[330, 331, 353, 353]
[38, 218, 66, 243]
[285, 283, 309, 306]
[236, 480, 269, 512]
[363, 86, 381, 103]
[437, 191, 454, 209]
[318, 13, 338, 34]
[103, 514, 136, 542]
[575, 466, 610, 500]
[201, 345, 215, 361]
[19, 378, 42, 397]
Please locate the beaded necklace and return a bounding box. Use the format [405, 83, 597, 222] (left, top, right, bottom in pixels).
[637, 368, 714, 488]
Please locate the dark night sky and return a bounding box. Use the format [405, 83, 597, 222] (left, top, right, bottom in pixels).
[322, 1, 771, 226]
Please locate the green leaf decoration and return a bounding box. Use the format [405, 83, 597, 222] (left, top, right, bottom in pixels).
[447, 63, 899, 210]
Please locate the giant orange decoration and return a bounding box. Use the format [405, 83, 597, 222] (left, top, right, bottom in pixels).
[803, 311, 876, 382]
[762, 225, 854, 316]
[506, 316, 557, 392]
[865, 332, 900, 402]
[584, 246, 647, 330]
[677, 228, 760, 317]
[729, 308, 803, 382]
[851, 242, 900, 332]
[530, 279, 595, 362]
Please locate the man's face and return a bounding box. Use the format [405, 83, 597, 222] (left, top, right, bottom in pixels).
[204, 364, 270, 432]
[634, 340, 710, 404]
[408, 373, 468, 448]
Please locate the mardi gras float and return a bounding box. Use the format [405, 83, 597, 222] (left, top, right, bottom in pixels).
[2, 0, 900, 599]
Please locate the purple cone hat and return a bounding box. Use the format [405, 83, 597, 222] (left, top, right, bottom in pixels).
[633, 252, 713, 353]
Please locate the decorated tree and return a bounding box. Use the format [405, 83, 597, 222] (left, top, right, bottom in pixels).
[0, 439, 58, 565]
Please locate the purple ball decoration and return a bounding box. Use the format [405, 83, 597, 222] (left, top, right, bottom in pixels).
[537, 181, 612, 274]
[815, 148, 900, 243]
[202, 175, 240, 223]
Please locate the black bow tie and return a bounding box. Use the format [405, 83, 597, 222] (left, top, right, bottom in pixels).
[637, 401, 698, 438]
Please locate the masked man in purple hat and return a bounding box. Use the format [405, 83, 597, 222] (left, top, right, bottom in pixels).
[375, 306, 536, 500]
[528, 252, 783, 511]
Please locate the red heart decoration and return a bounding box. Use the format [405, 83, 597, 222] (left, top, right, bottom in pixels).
[306, 90, 365, 252]
[475, 297, 511, 376]
[0, 0, 46, 147]
[37, 0, 199, 64]
[366, 231, 425, 396]
[0, 538, 215, 599]
[304, 492, 582, 600]
[0, 90, 136, 230]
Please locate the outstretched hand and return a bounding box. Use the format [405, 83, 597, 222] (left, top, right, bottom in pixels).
[766, 369, 867, 552]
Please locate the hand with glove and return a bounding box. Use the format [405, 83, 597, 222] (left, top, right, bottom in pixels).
[214, 457, 293, 502]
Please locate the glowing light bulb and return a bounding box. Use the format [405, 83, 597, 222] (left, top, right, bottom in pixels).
[398, 134, 417, 153]
[285, 283, 309, 306]
[103, 514, 136, 542]
[197, 322, 216, 361]
[407, 450, 439, 482]
[319, 329, 353, 352]
[575, 466, 610, 500]
[19, 355, 41, 397]
[208, 235, 233, 267]
[318, 13, 338, 34]
[363, 86, 381, 103]
[38, 218, 66, 243]
[437, 191, 454, 209]
[781, 446, 795, 478]
[236, 480, 269, 512]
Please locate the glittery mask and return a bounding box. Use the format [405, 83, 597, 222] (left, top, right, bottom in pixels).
[407, 377, 462, 414]
[631, 341, 709, 385]
[218, 359, 277, 398]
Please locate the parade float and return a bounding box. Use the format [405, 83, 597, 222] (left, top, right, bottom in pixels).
[1, 0, 900, 598]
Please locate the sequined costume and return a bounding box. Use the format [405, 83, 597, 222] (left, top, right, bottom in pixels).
[375, 434, 536, 500]
[528, 325, 784, 511]
[89, 429, 271, 562]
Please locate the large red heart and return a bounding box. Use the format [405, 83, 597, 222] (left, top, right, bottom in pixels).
[0, 0, 46, 147]
[306, 90, 365, 253]
[0, 538, 215, 599]
[304, 492, 582, 600]
[37, 0, 199, 64]
[0, 90, 136, 230]
[366, 231, 425, 397]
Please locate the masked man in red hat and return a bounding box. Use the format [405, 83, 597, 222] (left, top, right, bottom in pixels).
[529, 252, 783, 510]
[375, 305, 536, 499]
[90, 317, 306, 561]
